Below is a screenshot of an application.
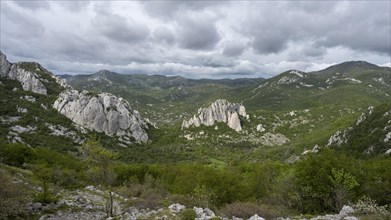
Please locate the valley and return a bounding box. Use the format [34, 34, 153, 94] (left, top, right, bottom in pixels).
[0, 51, 390, 219]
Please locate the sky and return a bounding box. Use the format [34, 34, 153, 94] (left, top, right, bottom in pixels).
[1, 1, 390, 79]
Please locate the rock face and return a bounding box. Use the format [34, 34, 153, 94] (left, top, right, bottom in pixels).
[182, 99, 247, 132]
[53, 89, 149, 143]
[0, 51, 47, 95]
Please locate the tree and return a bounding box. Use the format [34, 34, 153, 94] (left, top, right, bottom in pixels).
[82, 137, 117, 217]
[329, 168, 359, 211]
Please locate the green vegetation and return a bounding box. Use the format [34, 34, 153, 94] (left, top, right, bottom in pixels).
[0, 60, 390, 218]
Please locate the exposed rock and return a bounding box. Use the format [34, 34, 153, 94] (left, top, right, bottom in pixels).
[302, 145, 320, 155]
[339, 205, 355, 216]
[53, 89, 149, 143]
[327, 127, 352, 147]
[277, 76, 298, 85]
[356, 106, 374, 125]
[168, 203, 185, 213]
[249, 214, 265, 220]
[45, 123, 83, 144]
[0, 51, 12, 77]
[52, 75, 72, 89]
[10, 125, 36, 133]
[8, 125, 36, 145]
[182, 99, 247, 132]
[0, 51, 47, 95]
[307, 205, 357, 220]
[384, 131, 391, 143]
[260, 132, 289, 146]
[0, 116, 20, 124]
[20, 95, 36, 102]
[17, 106, 28, 113]
[228, 112, 242, 132]
[193, 206, 216, 220]
[256, 124, 266, 132]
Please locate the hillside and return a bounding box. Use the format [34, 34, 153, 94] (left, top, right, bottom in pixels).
[1, 52, 390, 219]
[62, 71, 264, 125]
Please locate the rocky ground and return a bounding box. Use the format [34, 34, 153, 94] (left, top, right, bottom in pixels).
[34, 185, 361, 220]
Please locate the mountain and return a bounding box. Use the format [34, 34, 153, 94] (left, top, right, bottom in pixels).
[0, 51, 151, 150]
[62, 61, 390, 160]
[61, 70, 264, 125]
[1, 52, 390, 219]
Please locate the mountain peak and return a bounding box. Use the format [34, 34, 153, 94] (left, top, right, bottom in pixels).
[319, 61, 380, 73]
[95, 69, 113, 75]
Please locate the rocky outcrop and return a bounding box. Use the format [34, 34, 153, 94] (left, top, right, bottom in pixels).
[327, 127, 352, 147]
[0, 51, 47, 95]
[182, 99, 247, 132]
[53, 89, 149, 143]
[259, 132, 289, 146]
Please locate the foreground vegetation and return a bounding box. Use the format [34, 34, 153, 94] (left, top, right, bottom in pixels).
[1, 137, 390, 219]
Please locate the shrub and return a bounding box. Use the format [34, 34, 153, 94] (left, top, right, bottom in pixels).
[220, 202, 261, 219]
[181, 208, 197, 220]
[33, 183, 58, 204]
[0, 170, 29, 218]
[352, 196, 390, 216]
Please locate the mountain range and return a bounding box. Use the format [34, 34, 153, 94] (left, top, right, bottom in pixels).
[1, 50, 391, 219]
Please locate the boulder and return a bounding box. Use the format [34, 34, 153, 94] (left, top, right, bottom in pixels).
[168, 203, 186, 213]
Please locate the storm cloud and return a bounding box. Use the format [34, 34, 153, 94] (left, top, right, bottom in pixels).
[0, 1, 390, 78]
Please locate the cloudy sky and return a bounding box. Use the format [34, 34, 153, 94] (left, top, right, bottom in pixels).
[1, 1, 390, 78]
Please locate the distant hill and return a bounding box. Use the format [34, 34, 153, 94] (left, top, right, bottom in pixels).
[61, 71, 264, 125]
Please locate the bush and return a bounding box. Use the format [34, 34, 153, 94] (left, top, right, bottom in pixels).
[181, 208, 197, 220]
[0, 170, 30, 218]
[33, 183, 58, 204]
[220, 202, 261, 219]
[352, 196, 390, 216]
[0, 142, 33, 167]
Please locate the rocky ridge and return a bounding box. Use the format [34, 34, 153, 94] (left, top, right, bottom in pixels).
[0, 51, 47, 95]
[182, 99, 248, 132]
[53, 89, 150, 143]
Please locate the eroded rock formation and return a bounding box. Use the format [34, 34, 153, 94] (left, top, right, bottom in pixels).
[181, 99, 247, 132]
[53, 89, 149, 143]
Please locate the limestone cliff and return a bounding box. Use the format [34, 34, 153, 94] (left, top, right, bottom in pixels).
[53, 89, 149, 143]
[0, 51, 47, 95]
[181, 99, 247, 132]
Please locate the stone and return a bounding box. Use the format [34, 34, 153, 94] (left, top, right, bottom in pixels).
[193, 206, 216, 220]
[249, 214, 265, 220]
[182, 99, 247, 132]
[21, 95, 36, 102]
[10, 125, 36, 133]
[260, 132, 289, 146]
[339, 205, 355, 216]
[53, 89, 149, 143]
[168, 203, 185, 213]
[256, 124, 266, 132]
[327, 127, 352, 147]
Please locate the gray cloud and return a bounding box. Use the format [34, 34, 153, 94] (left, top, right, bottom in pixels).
[177, 16, 221, 50]
[1, 1, 390, 79]
[153, 27, 176, 45]
[54, 1, 91, 12]
[12, 0, 50, 10]
[223, 41, 248, 57]
[142, 1, 223, 19]
[92, 12, 150, 44]
[244, 1, 390, 56]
